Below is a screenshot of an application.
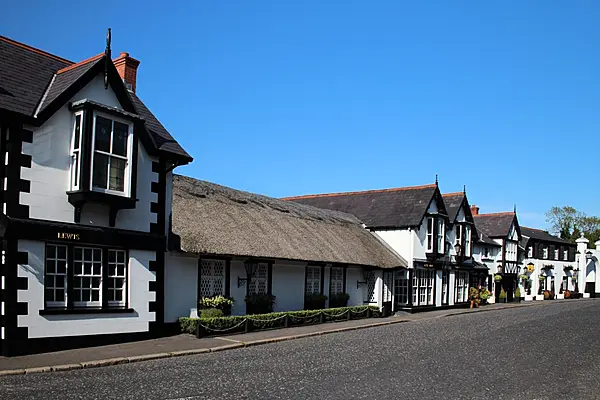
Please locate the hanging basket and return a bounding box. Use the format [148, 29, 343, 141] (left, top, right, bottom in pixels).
[494, 274, 502, 282]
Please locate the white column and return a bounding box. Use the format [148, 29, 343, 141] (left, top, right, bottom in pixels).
[374, 270, 383, 308]
[449, 271, 456, 306]
[435, 270, 442, 307]
[576, 234, 589, 295]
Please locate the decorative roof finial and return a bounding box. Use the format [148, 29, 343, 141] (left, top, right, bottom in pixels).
[514, 204, 517, 213]
[104, 28, 111, 90]
[435, 174, 438, 186]
[463, 184, 466, 194]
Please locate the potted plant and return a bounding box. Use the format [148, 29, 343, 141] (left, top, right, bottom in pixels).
[564, 289, 571, 299]
[515, 287, 521, 303]
[499, 287, 507, 303]
[198, 295, 235, 316]
[469, 287, 481, 308]
[304, 294, 328, 310]
[543, 290, 555, 300]
[328, 292, 350, 308]
[245, 293, 276, 314]
[494, 274, 503, 282]
[479, 288, 491, 305]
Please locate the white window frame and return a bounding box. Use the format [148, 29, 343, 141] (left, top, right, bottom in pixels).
[543, 247, 548, 259]
[72, 246, 103, 307]
[106, 249, 128, 307]
[90, 111, 134, 197]
[426, 217, 434, 252]
[528, 246, 533, 258]
[70, 112, 84, 191]
[563, 249, 568, 260]
[455, 225, 462, 247]
[554, 248, 559, 260]
[329, 267, 344, 295]
[455, 271, 469, 303]
[306, 265, 322, 295]
[413, 269, 435, 306]
[464, 225, 471, 257]
[45, 244, 68, 308]
[437, 219, 445, 254]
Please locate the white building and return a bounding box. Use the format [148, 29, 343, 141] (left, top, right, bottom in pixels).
[576, 235, 600, 298]
[284, 184, 484, 312]
[0, 34, 191, 355]
[165, 176, 407, 321]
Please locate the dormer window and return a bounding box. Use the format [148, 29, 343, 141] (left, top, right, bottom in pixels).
[464, 225, 471, 256]
[426, 217, 434, 252]
[91, 113, 133, 196]
[437, 219, 445, 254]
[70, 112, 84, 190]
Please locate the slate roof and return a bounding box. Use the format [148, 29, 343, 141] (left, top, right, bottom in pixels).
[520, 227, 574, 246]
[0, 35, 70, 116]
[473, 212, 516, 238]
[0, 35, 191, 161]
[476, 231, 502, 247]
[170, 175, 408, 269]
[282, 184, 441, 229]
[442, 192, 464, 223]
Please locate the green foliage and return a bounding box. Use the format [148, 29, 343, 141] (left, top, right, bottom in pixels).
[479, 288, 491, 300]
[545, 206, 600, 243]
[178, 305, 380, 335]
[469, 287, 480, 300]
[329, 292, 350, 308]
[200, 308, 224, 318]
[494, 274, 502, 282]
[515, 287, 521, 298]
[245, 294, 276, 315]
[199, 295, 234, 315]
[499, 287, 507, 300]
[304, 294, 328, 310]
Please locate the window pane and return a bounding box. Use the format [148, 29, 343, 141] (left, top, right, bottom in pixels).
[94, 116, 112, 152]
[57, 245, 67, 259]
[109, 157, 126, 192]
[112, 122, 129, 156]
[73, 114, 82, 150]
[46, 245, 56, 259]
[93, 153, 109, 189]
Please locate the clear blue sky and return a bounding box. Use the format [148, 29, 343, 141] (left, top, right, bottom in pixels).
[3, 1, 599, 230]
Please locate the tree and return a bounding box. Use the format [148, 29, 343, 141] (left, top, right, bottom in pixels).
[545, 206, 583, 241]
[545, 206, 600, 244]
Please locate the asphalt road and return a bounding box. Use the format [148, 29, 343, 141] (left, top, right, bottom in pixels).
[1, 300, 599, 400]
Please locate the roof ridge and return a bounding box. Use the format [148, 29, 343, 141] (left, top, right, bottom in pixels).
[56, 53, 103, 74]
[281, 184, 437, 201]
[474, 212, 515, 217]
[442, 192, 463, 197]
[0, 35, 73, 64]
[522, 226, 548, 232]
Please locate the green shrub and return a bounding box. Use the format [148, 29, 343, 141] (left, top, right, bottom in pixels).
[499, 287, 507, 301]
[200, 308, 224, 318]
[515, 287, 521, 298]
[178, 305, 379, 335]
[245, 294, 276, 315]
[329, 293, 350, 308]
[304, 294, 328, 310]
[199, 295, 234, 315]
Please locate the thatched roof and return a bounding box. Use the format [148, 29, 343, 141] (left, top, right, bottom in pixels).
[170, 175, 407, 269]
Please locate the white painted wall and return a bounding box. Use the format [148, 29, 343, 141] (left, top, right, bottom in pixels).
[414, 218, 428, 260]
[21, 73, 158, 232]
[373, 229, 413, 268]
[271, 261, 306, 313]
[17, 240, 156, 338]
[164, 252, 197, 323]
[346, 266, 365, 306]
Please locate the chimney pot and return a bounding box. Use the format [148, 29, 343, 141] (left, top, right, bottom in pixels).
[113, 52, 140, 93]
[471, 205, 480, 216]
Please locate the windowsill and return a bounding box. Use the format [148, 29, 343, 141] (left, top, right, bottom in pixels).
[67, 190, 136, 209]
[39, 307, 134, 315]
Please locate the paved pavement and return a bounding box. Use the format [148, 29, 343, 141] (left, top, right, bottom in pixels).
[0, 301, 529, 372]
[1, 299, 598, 399]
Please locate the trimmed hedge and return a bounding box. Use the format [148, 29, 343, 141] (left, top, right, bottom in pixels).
[179, 305, 380, 335]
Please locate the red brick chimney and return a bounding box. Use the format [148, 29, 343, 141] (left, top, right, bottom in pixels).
[113, 52, 140, 93]
[471, 205, 480, 216]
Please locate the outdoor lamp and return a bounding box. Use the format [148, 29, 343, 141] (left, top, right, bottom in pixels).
[238, 260, 258, 287]
[586, 251, 593, 260]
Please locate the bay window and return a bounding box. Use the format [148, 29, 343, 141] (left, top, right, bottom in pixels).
[437, 219, 445, 254]
[44, 243, 128, 310]
[464, 226, 471, 257]
[455, 225, 462, 247]
[70, 112, 83, 190]
[91, 113, 133, 196]
[426, 217, 434, 252]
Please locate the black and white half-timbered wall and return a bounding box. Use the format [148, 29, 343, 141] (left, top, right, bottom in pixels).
[0, 34, 191, 355]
